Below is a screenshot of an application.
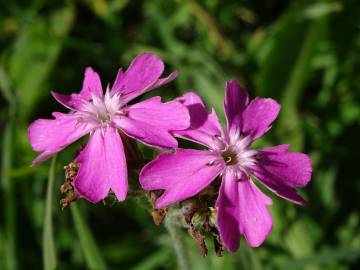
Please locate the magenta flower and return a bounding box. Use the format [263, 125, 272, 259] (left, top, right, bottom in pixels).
[140, 80, 312, 252]
[29, 52, 190, 203]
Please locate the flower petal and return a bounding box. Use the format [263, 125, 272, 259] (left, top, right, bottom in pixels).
[174, 92, 224, 148]
[125, 96, 190, 130]
[114, 116, 178, 149]
[113, 96, 189, 149]
[28, 112, 91, 165]
[216, 171, 272, 252]
[252, 145, 312, 205]
[140, 149, 224, 208]
[79, 67, 103, 99]
[51, 92, 84, 110]
[147, 71, 177, 90]
[111, 52, 175, 102]
[239, 97, 280, 140]
[52, 67, 103, 110]
[224, 80, 249, 128]
[74, 127, 127, 203]
[110, 68, 125, 96]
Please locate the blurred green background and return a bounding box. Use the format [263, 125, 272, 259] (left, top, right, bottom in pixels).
[1, 0, 360, 269]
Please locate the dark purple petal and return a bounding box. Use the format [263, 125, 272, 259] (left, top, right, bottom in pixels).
[216, 171, 272, 252]
[28, 112, 92, 165]
[140, 149, 224, 208]
[74, 127, 127, 203]
[252, 145, 312, 205]
[224, 80, 249, 128]
[174, 92, 224, 148]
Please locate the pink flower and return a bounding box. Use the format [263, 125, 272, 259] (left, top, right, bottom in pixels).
[140, 80, 312, 252]
[29, 52, 190, 203]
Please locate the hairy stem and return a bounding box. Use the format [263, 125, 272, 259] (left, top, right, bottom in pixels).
[164, 219, 191, 270]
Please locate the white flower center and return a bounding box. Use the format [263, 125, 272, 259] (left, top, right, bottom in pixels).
[77, 89, 124, 127]
[212, 128, 257, 180]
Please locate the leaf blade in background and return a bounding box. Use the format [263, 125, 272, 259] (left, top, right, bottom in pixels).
[0, 65, 12, 102]
[132, 248, 172, 270]
[276, 17, 325, 150]
[8, 5, 75, 119]
[1, 103, 16, 270]
[42, 155, 58, 270]
[70, 203, 107, 270]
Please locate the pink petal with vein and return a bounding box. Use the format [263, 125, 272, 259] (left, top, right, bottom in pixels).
[28, 112, 91, 165]
[140, 149, 224, 208]
[216, 171, 272, 252]
[74, 127, 127, 203]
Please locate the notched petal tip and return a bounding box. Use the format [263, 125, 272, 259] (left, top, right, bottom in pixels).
[240, 97, 281, 140]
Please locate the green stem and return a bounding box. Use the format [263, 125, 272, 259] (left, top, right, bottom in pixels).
[164, 219, 191, 270]
[43, 156, 58, 270]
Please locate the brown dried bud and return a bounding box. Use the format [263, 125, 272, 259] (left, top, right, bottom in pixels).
[149, 191, 168, 225]
[60, 192, 78, 210]
[188, 224, 208, 256]
[151, 208, 167, 226]
[60, 161, 80, 210]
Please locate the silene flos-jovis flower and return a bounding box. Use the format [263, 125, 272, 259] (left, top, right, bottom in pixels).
[140, 80, 312, 252]
[28, 52, 190, 203]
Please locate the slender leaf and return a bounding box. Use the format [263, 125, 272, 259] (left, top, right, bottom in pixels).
[1, 104, 16, 270]
[42, 156, 58, 270]
[0, 65, 12, 102]
[9, 5, 74, 119]
[132, 248, 172, 270]
[277, 18, 325, 150]
[70, 204, 107, 270]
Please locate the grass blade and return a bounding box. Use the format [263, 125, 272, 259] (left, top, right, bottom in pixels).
[277, 18, 325, 149]
[43, 156, 58, 270]
[132, 248, 172, 270]
[1, 105, 16, 270]
[70, 204, 107, 270]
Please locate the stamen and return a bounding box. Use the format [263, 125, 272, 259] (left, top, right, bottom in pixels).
[221, 148, 238, 165]
[77, 90, 124, 127]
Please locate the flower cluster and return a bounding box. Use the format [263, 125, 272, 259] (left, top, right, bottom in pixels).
[28, 52, 312, 253]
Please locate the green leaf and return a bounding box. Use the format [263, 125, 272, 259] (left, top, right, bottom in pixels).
[237, 242, 263, 270]
[301, 2, 343, 19]
[1, 105, 16, 270]
[43, 156, 58, 270]
[9, 5, 74, 119]
[256, 3, 327, 149]
[70, 204, 107, 270]
[132, 248, 172, 270]
[278, 246, 360, 270]
[277, 18, 325, 150]
[0, 65, 13, 102]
